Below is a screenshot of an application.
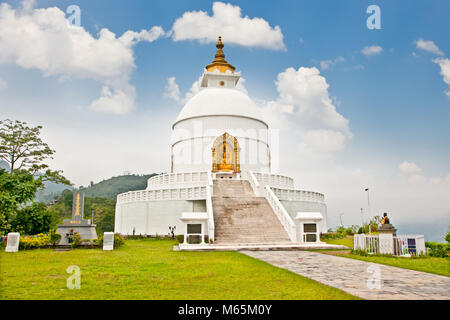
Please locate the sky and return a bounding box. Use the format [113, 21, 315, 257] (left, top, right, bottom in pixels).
[0, 0, 449, 240]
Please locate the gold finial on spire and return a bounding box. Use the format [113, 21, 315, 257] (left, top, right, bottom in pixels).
[206, 36, 235, 73]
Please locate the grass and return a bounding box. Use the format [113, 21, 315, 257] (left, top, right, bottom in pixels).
[336, 253, 450, 277]
[0, 239, 359, 300]
[321, 235, 354, 248]
[321, 235, 449, 277]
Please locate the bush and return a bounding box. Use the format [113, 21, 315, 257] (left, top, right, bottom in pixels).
[71, 232, 82, 248]
[19, 233, 52, 250]
[49, 229, 61, 246]
[95, 233, 103, 246]
[176, 235, 184, 243]
[426, 241, 450, 258]
[445, 229, 450, 243]
[114, 233, 125, 248]
[321, 232, 345, 240]
[351, 249, 369, 256]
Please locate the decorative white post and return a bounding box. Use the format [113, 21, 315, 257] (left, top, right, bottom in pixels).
[5, 233, 20, 252]
[103, 232, 114, 251]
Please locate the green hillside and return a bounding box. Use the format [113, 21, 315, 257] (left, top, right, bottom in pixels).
[83, 173, 158, 199]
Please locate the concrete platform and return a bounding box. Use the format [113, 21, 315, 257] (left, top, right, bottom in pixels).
[176, 242, 349, 251]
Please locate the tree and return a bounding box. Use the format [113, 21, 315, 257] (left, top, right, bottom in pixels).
[10, 202, 52, 235]
[0, 169, 44, 234]
[0, 119, 54, 172]
[0, 119, 71, 234]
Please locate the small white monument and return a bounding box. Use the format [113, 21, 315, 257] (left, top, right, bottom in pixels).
[5, 232, 20, 252]
[103, 232, 114, 251]
[378, 224, 396, 254]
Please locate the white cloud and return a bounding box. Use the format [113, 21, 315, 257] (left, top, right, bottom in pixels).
[171, 2, 285, 50]
[164, 77, 182, 102]
[399, 161, 422, 174]
[319, 56, 344, 70]
[432, 58, 450, 98]
[414, 38, 444, 56]
[361, 45, 383, 56]
[90, 85, 136, 114]
[408, 174, 426, 184]
[261, 66, 351, 154]
[0, 1, 165, 114]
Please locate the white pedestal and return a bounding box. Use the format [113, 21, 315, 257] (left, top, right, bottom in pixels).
[379, 232, 394, 254]
[5, 233, 20, 252]
[103, 232, 114, 251]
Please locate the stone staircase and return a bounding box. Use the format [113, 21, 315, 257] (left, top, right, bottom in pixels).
[54, 245, 72, 252]
[212, 180, 292, 245]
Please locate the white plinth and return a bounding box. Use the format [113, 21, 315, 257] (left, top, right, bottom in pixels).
[379, 233, 394, 254]
[103, 232, 114, 251]
[5, 232, 20, 252]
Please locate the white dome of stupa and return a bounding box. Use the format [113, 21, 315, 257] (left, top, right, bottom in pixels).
[173, 88, 267, 127]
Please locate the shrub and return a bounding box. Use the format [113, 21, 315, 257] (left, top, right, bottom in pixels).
[445, 229, 450, 243]
[95, 233, 103, 246]
[176, 235, 184, 244]
[49, 230, 61, 246]
[19, 233, 52, 250]
[71, 232, 82, 248]
[321, 232, 345, 240]
[114, 233, 125, 248]
[351, 249, 369, 256]
[425, 241, 449, 258]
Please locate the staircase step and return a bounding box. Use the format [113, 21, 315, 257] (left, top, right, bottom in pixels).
[212, 180, 291, 244]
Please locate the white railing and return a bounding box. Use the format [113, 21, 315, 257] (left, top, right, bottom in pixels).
[271, 188, 325, 203]
[264, 185, 297, 242]
[354, 234, 425, 256]
[117, 186, 208, 204]
[354, 234, 379, 254]
[206, 172, 214, 242]
[252, 172, 294, 189]
[147, 171, 209, 190]
[247, 171, 263, 196]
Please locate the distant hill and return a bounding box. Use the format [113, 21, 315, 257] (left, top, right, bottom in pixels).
[82, 174, 158, 199]
[35, 180, 73, 204]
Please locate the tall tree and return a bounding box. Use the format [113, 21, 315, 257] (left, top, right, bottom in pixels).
[0, 119, 71, 234]
[0, 119, 69, 184]
[0, 119, 54, 173]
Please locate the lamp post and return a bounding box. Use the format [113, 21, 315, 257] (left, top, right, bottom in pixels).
[339, 213, 344, 227]
[365, 188, 371, 235]
[360, 208, 364, 231]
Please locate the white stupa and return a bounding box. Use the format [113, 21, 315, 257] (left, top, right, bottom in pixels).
[115, 37, 328, 247]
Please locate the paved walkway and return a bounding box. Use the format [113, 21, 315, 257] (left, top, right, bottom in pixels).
[242, 250, 450, 300]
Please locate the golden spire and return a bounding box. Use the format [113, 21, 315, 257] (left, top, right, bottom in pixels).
[206, 36, 235, 73]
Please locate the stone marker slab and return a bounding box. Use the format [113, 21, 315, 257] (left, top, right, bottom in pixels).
[103, 232, 114, 251]
[5, 232, 20, 252]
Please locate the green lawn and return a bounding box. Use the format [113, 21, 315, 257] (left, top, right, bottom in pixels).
[0, 239, 358, 300]
[321, 235, 354, 248]
[321, 236, 449, 277]
[338, 253, 450, 277]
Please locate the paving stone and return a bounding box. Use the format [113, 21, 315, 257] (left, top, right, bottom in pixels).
[242, 250, 450, 300]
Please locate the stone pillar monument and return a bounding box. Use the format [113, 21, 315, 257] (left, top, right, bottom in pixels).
[56, 190, 97, 245]
[378, 223, 396, 254]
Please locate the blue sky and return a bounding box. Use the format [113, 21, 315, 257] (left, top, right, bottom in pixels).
[0, 0, 449, 239]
